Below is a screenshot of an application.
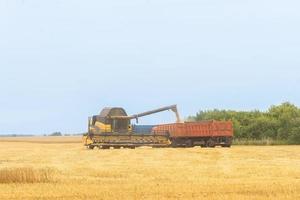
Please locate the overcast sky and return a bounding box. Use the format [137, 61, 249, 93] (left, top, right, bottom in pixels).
[0, 0, 299, 134]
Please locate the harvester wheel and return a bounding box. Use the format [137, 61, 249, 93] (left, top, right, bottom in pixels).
[87, 145, 94, 150]
[222, 144, 231, 148]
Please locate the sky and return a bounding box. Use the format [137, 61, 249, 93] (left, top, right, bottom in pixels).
[0, 0, 300, 134]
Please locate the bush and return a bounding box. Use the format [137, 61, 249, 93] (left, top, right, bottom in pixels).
[49, 132, 62, 136]
[289, 128, 300, 144]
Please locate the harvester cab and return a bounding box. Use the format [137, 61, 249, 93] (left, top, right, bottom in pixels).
[88, 107, 131, 135]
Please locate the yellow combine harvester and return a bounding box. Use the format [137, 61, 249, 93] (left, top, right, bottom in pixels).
[82, 105, 180, 149]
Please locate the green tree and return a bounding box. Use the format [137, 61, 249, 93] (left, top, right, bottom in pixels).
[189, 102, 300, 144]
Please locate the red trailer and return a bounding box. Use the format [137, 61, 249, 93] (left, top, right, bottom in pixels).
[152, 120, 233, 148]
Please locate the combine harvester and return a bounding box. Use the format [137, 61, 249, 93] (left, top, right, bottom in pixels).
[83, 105, 180, 149]
[82, 105, 233, 149]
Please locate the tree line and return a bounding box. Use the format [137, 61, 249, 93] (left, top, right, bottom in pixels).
[189, 102, 300, 144]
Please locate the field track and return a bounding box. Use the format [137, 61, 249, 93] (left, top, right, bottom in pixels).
[0, 136, 299, 200]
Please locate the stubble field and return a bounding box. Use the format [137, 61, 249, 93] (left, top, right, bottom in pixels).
[0, 136, 299, 200]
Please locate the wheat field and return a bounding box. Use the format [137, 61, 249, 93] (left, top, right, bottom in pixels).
[0, 137, 299, 200]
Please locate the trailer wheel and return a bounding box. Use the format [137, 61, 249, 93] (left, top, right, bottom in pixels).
[206, 139, 215, 148]
[185, 139, 193, 148]
[171, 139, 178, 148]
[222, 137, 232, 147]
